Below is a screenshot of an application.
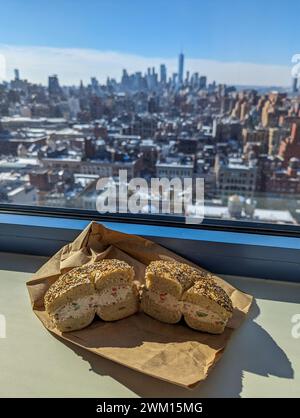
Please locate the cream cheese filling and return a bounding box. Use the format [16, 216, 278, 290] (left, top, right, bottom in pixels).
[182, 302, 224, 324]
[146, 290, 182, 311]
[96, 285, 131, 306]
[52, 295, 96, 321]
[146, 290, 225, 325]
[52, 285, 132, 321]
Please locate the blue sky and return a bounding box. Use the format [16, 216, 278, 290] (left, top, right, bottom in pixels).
[1, 0, 299, 64]
[0, 0, 299, 85]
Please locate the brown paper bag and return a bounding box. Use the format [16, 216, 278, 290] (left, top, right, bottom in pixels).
[26, 221, 253, 388]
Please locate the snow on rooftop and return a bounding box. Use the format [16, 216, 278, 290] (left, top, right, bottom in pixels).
[202, 205, 295, 223]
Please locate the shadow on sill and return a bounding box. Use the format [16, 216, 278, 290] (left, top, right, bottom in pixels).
[223, 275, 300, 304]
[0, 252, 48, 274]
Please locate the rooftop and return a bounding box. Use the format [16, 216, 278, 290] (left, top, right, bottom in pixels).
[202, 205, 296, 224]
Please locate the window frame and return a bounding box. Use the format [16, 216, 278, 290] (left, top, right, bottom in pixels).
[1, 202, 300, 237]
[0, 204, 300, 283]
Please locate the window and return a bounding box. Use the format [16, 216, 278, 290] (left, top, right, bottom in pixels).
[0, 1, 300, 230]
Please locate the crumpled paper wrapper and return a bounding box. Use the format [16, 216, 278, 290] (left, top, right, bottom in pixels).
[26, 221, 253, 388]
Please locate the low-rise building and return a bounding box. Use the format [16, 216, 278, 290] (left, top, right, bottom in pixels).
[215, 156, 257, 198]
[156, 157, 194, 179]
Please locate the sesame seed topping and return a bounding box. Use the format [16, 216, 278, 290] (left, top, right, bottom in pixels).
[44, 259, 133, 308]
[93, 259, 134, 282]
[146, 260, 214, 291]
[188, 280, 233, 313]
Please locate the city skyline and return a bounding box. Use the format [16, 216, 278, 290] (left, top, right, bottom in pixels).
[0, 45, 295, 87]
[1, 42, 300, 225]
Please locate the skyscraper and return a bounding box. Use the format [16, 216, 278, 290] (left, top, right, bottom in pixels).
[160, 64, 167, 84]
[14, 69, 20, 81]
[199, 76, 207, 89]
[178, 52, 184, 85]
[121, 69, 129, 89]
[292, 77, 298, 93]
[91, 77, 99, 89]
[48, 75, 61, 95]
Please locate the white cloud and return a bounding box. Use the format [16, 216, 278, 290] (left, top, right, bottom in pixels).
[0, 53, 6, 82]
[0, 44, 293, 87]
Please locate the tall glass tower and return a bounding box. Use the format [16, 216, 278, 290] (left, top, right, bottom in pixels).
[178, 52, 184, 85]
[160, 64, 167, 84]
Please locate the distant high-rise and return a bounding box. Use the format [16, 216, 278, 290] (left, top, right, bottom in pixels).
[185, 71, 190, 84]
[91, 77, 99, 90]
[48, 75, 61, 95]
[160, 64, 167, 84]
[121, 69, 129, 89]
[191, 72, 199, 88]
[14, 69, 20, 81]
[172, 73, 178, 86]
[199, 76, 207, 89]
[178, 52, 184, 85]
[292, 77, 298, 93]
[133, 72, 142, 90]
